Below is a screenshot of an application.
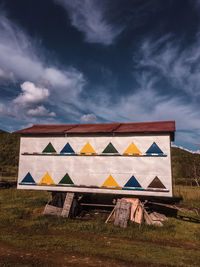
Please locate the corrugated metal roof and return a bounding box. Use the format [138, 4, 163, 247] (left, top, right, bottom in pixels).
[114, 121, 175, 133]
[65, 123, 121, 133]
[15, 124, 77, 134]
[14, 121, 175, 138]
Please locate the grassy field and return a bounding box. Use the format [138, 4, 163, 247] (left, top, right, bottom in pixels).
[0, 186, 200, 266]
[173, 185, 200, 208]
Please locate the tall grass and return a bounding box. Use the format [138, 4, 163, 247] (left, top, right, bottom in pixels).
[174, 185, 200, 208]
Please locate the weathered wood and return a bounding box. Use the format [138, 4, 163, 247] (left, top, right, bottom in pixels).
[114, 199, 131, 228]
[105, 207, 115, 224]
[148, 213, 163, 226]
[143, 208, 154, 225]
[122, 198, 144, 224]
[134, 205, 144, 224]
[43, 204, 63, 216]
[61, 192, 74, 217]
[150, 212, 168, 222]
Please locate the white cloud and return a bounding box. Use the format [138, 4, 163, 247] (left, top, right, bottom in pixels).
[86, 85, 200, 130]
[0, 12, 85, 98]
[55, 0, 123, 45]
[0, 11, 86, 125]
[13, 82, 49, 107]
[81, 113, 97, 123]
[27, 105, 56, 117]
[134, 34, 200, 97]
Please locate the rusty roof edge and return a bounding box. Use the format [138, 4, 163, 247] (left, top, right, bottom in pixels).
[112, 123, 122, 132]
[13, 125, 35, 134]
[13, 120, 176, 134]
[64, 125, 79, 133]
[114, 121, 175, 132]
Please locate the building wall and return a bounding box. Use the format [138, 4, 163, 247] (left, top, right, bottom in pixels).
[17, 134, 173, 197]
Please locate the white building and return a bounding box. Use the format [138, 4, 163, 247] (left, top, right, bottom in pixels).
[16, 121, 175, 198]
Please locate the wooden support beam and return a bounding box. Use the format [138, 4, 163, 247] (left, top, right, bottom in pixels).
[114, 199, 131, 228]
[43, 204, 63, 216]
[61, 192, 74, 217]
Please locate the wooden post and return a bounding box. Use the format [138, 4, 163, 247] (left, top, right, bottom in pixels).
[105, 207, 116, 224]
[114, 199, 131, 228]
[61, 192, 74, 217]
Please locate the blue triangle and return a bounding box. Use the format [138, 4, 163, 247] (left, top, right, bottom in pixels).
[21, 172, 36, 184]
[124, 175, 141, 188]
[60, 143, 75, 153]
[146, 142, 163, 154]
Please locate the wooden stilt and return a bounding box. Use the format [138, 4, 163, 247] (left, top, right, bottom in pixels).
[61, 192, 75, 217]
[114, 199, 131, 228]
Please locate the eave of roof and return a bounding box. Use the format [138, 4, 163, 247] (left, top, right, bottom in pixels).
[14, 121, 175, 140]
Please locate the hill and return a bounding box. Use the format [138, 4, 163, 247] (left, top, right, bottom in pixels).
[0, 131, 199, 185]
[0, 130, 20, 178]
[171, 146, 200, 186]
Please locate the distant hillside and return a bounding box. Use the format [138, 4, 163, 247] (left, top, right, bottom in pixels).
[0, 131, 199, 185]
[0, 130, 20, 178]
[171, 146, 200, 186]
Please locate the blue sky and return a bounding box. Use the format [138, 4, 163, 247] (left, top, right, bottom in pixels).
[0, 0, 200, 150]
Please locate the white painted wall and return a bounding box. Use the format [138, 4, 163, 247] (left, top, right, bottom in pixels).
[17, 134, 173, 197]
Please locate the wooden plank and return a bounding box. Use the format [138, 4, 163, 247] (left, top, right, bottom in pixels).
[105, 207, 115, 224]
[134, 205, 143, 224]
[149, 213, 163, 226]
[150, 212, 168, 222]
[143, 208, 153, 225]
[61, 192, 74, 217]
[114, 199, 131, 228]
[43, 204, 63, 216]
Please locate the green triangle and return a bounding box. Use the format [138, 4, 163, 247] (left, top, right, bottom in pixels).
[102, 142, 119, 153]
[59, 173, 74, 185]
[42, 142, 56, 153]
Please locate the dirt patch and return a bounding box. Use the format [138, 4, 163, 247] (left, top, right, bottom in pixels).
[0, 240, 136, 267]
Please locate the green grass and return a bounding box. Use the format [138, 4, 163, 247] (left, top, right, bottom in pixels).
[0, 187, 200, 266]
[174, 185, 200, 208]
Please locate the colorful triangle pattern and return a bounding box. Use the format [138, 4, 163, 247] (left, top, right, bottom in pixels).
[123, 142, 141, 154]
[146, 142, 163, 154]
[80, 142, 96, 154]
[102, 142, 119, 153]
[147, 176, 166, 189]
[59, 173, 74, 185]
[21, 172, 35, 184]
[124, 175, 142, 188]
[39, 172, 55, 184]
[60, 143, 75, 153]
[101, 175, 119, 187]
[42, 142, 56, 153]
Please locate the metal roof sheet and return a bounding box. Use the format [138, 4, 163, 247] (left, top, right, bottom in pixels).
[14, 121, 175, 137]
[14, 124, 77, 134]
[65, 123, 121, 133]
[114, 121, 175, 133]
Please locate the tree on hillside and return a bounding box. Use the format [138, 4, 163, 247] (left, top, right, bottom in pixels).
[192, 161, 200, 187]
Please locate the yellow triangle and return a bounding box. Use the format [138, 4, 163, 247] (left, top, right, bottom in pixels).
[80, 142, 96, 154]
[39, 172, 55, 184]
[102, 175, 119, 187]
[123, 142, 141, 154]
